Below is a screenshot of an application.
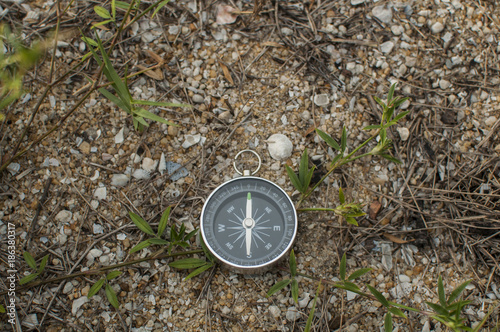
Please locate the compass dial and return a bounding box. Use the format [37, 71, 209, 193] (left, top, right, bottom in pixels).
[201, 177, 297, 272]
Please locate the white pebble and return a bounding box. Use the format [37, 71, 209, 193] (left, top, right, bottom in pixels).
[380, 41, 394, 54]
[111, 174, 130, 187]
[397, 127, 410, 141]
[269, 305, 281, 318]
[430, 22, 445, 34]
[398, 274, 411, 283]
[142, 157, 158, 172]
[314, 94, 330, 106]
[132, 169, 151, 180]
[114, 128, 124, 144]
[372, 6, 392, 24]
[267, 134, 293, 160]
[391, 25, 405, 36]
[192, 94, 204, 103]
[158, 153, 167, 175]
[72, 296, 88, 315]
[285, 307, 300, 321]
[485, 116, 497, 127]
[439, 79, 451, 89]
[55, 210, 73, 223]
[93, 187, 107, 200]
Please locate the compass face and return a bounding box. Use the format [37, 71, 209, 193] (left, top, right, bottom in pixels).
[201, 176, 297, 272]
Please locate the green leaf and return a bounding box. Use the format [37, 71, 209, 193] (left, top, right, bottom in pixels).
[384, 313, 393, 332]
[342, 281, 360, 291]
[184, 229, 198, 241]
[447, 280, 471, 305]
[438, 276, 446, 307]
[92, 19, 115, 29]
[115, 1, 131, 10]
[388, 307, 407, 319]
[169, 258, 207, 269]
[0, 304, 5, 313]
[111, 0, 116, 18]
[131, 99, 190, 108]
[23, 252, 37, 270]
[105, 284, 120, 309]
[387, 83, 396, 104]
[129, 240, 152, 254]
[152, 0, 171, 17]
[367, 284, 389, 307]
[346, 217, 358, 226]
[291, 278, 299, 304]
[134, 114, 149, 128]
[385, 107, 395, 124]
[286, 165, 303, 193]
[266, 279, 291, 298]
[19, 273, 39, 285]
[338, 187, 345, 204]
[38, 254, 49, 273]
[133, 108, 176, 126]
[99, 87, 131, 113]
[315, 129, 341, 151]
[289, 250, 297, 277]
[379, 128, 387, 142]
[158, 207, 171, 237]
[299, 149, 309, 187]
[81, 36, 98, 47]
[185, 263, 214, 280]
[363, 124, 382, 131]
[380, 154, 402, 164]
[106, 270, 122, 281]
[341, 126, 347, 153]
[129, 212, 155, 235]
[330, 153, 342, 167]
[348, 268, 372, 281]
[392, 98, 409, 110]
[304, 281, 321, 332]
[390, 110, 410, 123]
[94, 5, 112, 18]
[339, 253, 346, 280]
[148, 238, 170, 245]
[373, 96, 386, 109]
[201, 238, 216, 263]
[305, 166, 316, 192]
[88, 278, 105, 298]
[425, 302, 449, 316]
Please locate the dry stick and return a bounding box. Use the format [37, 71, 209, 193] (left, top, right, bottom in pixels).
[2, 249, 203, 297]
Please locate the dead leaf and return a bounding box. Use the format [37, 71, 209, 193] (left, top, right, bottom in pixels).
[382, 233, 413, 244]
[136, 64, 164, 80]
[216, 4, 238, 24]
[145, 50, 164, 64]
[261, 41, 284, 48]
[219, 61, 234, 85]
[369, 200, 382, 219]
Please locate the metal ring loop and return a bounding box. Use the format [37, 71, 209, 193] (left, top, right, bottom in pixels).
[233, 150, 262, 175]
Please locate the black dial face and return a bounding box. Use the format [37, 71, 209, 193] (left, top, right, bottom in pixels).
[201, 177, 297, 269]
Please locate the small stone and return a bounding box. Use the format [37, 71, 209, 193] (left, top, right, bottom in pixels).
[269, 305, 281, 318]
[380, 41, 394, 54]
[55, 210, 73, 223]
[63, 282, 74, 294]
[23, 313, 38, 328]
[93, 187, 107, 200]
[114, 128, 124, 144]
[397, 127, 410, 141]
[430, 22, 445, 34]
[351, 0, 365, 5]
[111, 174, 129, 187]
[485, 116, 497, 127]
[182, 134, 203, 149]
[391, 25, 405, 36]
[158, 153, 167, 175]
[72, 296, 88, 315]
[267, 134, 293, 160]
[132, 169, 151, 180]
[281, 27, 293, 36]
[219, 110, 232, 121]
[79, 142, 91, 154]
[439, 79, 451, 89]
[142, 157, 157, 172]
[346, 291, 358, 301]
[7, 163, 20, 176]
[285, 307, 300, 321]
[313, 94, 330, 106]
[298, 293, 310, 308]
[192, 94, 204, 103]
[372, 6, 392, 24]
[399, 274, 411, 283]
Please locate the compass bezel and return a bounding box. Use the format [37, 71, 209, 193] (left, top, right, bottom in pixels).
[200, 176, 297, 273]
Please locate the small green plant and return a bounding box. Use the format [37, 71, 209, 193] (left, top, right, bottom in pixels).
[87, 271, 122, 309]
[128, 207, 197, 254]
[168, 240, 216, 280]
[0, 24, 44, 118]
[266, 249, 300, 304]
[19, 252, 49, 285]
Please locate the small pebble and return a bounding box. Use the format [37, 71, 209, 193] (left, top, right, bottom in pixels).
[111, 174, 130, 187]
[93, 187, 107, 200]
[397, 127, 410, 141]
[430, 21, 445, 34]
[267, 134, 293, 160]
[114, 128, 124, 144]
[439, 79, 451, 89]
[192, 94, 204, 103]
[372, 6, 392, 24]
[314, 94, 330, 106]
[380, 41, 394, 54]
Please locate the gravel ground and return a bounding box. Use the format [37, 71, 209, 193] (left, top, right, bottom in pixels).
[1, 0, 499, 331]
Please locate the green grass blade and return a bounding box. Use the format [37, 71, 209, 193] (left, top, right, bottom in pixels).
[380, 154, 402, 164]
[23, 251, 37, 270]
[106, 270, 122, 280]
[341, 126, 347, 153]
[98, 87, 131, 113]
[348, 268, 372, 281]
[367, 284, 389, 307]
[291, 278, 299, 304]
[447, 280, 471, 305]
[305, 281, 321, 332]
[105, 284, 120, 308]
[384, 313, 393, 332]
[158, 206, 171, 237]
[148, 238, 170, 245]
[363, 124, 382, 130]
[129, 240, 152, 254]
[438, 276, 446, 307]
[373, 96, 386, 110]
[184, 263, 214, 280]
[286, 165, 303, 193]
[338, 187, 345, 204]
[131, 99, 190, 108]
[315, 129, 341, 151]
[152, 0, 171, 17]
[387, 83, 396, 104]
[169, 258, 207, 269]
[388, 307, 407, 319]
[289, 249, 297, 277]
[38, 254, 49, 273]
[425, 302, 449, 316]
[129, 212, 155, 235]
[88, 278, 105, 298]
[266, 279, 291, 298]
[133, 108, 176, 126]
[19, 273, 39, 285]
[299, 148, 308, 186]
[339, 253, 346, 280]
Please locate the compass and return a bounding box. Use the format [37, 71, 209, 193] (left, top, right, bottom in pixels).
[200, 150, 298, 273]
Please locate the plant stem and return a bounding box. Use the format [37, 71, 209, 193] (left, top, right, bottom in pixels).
[2, 249, 203, 296]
